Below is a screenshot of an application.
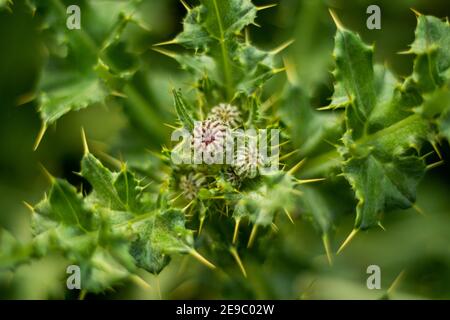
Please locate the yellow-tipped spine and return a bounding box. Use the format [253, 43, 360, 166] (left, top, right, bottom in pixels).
[337, 228, 359, 255]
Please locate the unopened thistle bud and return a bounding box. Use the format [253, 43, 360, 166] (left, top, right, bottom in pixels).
[208, 103, 242, 128]
[179, 172, 206, 200]
[193, 120, 228, 164]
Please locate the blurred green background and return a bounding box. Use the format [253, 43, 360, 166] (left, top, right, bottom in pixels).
[0, 0, 449, 299]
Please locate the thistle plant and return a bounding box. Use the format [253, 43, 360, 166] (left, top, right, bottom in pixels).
[1, 0, 450, 298]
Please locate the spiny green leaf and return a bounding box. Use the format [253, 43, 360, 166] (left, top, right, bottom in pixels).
[172, 89, 195, 131]
[168, 0, 275, 98]
[39, 77, 108, 125]
[235, 44, 277, 94]
[419, 86, 450, 141]
[331, 25, 435, 230]
[339, 113, 430, 229]
[48, 178, 94, 231]
[410, 15, 450, 73]
[343, 154, 425, 230]
[130, 209, 194, 274]
[22, 152, 195, 290]
[234, 172, 297, 228]
[333, 28, 376, 120]
[202, 0, 257, 40]
[175, 6, 211, 50]
[366, 65, 408, 133]
[405, 16, 450, 93]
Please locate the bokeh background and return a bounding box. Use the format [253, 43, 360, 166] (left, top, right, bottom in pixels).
[0, 0, 449, 299]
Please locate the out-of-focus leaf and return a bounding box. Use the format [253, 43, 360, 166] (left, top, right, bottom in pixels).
[0, 229, 32, 270]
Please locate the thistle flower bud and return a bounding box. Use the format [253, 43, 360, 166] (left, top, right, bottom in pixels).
[193, 120, 229, 164]
[208, 103, 242, 128]
[179, 172, 206, 200]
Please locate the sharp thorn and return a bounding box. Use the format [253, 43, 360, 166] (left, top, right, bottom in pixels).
[410, 8, 422, 17]
[288, 158, 307, 175]
[322, 233, 333, 266]
[153, 38, 179, 47]
[284, 208, 295, 224]
[271, 39, 295, 55]
[426, 160, 444, 171]
[23, 201, 35, 214]
[189, 249, 216, 270]
[387, 270, 406, 295]
[163, 123, 180, 130]
[337, 228, 359, 255]
[271, 222, 279, 233]
[421, 151, 435, 159]
[431, 140, 443, 159]
[274, 140, 291, 149]
[378, 221, 386, 231]
[397, 49, 413, 55]
[130, 274, 152, 290]
[33, 122, 48, 151]
[111, 91, 128, 98]
[247, 224, 259, 248]
[232, 218, 240, 245]
[151, 47, 178, 59]
[180, 0, 191, 11]
[413, 204, 426, 216]
[169, 192, 185, 203]
[278, 149, 300, 161]
[16, 92, 36, 106]
[182, 200, 195, 212]
[296, 178, 326, 185]
[289, 189, 304, 197]
[38, 163, 55, 183]
[198, 216, 205, 235]
[78, 289, 87, 300]
[72, 171, 83, 178]
[272, 67, 286, 74]
[256, 3, 277, 11]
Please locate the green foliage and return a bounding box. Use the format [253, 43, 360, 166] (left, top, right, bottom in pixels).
[1, 144, 202, 292]
[30, 0, 146, 147]
[331, 15, 449, 231]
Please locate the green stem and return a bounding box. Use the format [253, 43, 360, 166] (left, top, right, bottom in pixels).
[212, 0, 233, 99]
